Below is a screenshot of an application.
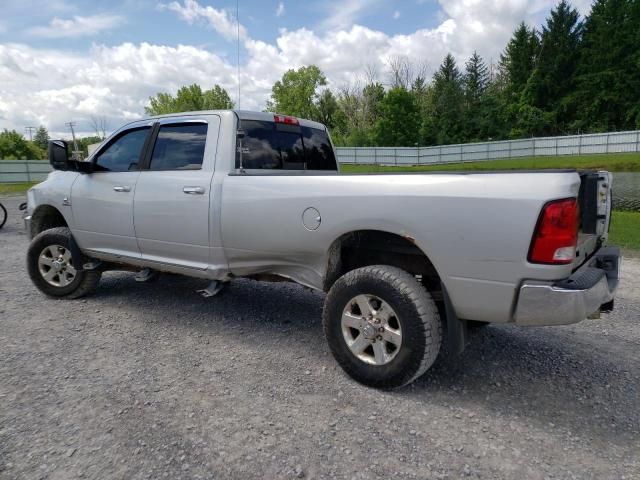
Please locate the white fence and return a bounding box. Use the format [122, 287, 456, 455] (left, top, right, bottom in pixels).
[335, 130, 640, 165]
[0, 160, 52, 183]
[1, 130, 640, 183]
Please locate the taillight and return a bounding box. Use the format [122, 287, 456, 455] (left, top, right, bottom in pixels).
[273, 114, 299, 125]
[528, 198, 579, 265]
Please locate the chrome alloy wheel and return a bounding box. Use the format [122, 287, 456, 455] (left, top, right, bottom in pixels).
[341, 294, 402, 365]
[38, 244, 77, 287]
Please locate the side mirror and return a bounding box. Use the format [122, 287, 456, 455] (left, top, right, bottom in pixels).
[48, 139, 93, 173]
[71, 159, 94, 174]
[48, 140, 69, 170]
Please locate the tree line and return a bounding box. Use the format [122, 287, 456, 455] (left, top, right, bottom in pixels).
[263, 0, 640, 147]
[148, 0, 640, 147]
[1, 0, 638, 159]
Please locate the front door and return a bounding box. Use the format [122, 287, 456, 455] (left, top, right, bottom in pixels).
[71, 126, 151, 257]
[133, 118, 217, 270]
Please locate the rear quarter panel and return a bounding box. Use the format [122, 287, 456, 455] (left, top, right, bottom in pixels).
[221, 171, 581, 323]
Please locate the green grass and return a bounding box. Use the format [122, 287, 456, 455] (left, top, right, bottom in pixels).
[0, 182, 38, 196]
[609, 211, 640, 252]
[341, 153, 640, 173]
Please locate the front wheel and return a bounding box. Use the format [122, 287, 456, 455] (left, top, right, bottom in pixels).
[323, 265, 442, 389]
[27, 227, 101, 299]
[0, 202, 6, 229]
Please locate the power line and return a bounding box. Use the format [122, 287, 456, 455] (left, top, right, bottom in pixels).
[25, 126, 36, 142]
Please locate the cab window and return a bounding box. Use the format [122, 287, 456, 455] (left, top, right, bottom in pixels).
[148, 123, 208, 171]
[236, 120, 336, 171]
[94, 127, 150, 172]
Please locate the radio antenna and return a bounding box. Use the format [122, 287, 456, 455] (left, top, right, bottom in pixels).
[236, 0, 241, 109]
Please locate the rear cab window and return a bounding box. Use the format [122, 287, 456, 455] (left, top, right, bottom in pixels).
[236, 119, 337, 171]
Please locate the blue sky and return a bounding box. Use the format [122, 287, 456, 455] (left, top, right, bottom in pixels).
[0, 0, 592, 137]
[1, 1, 444, 52]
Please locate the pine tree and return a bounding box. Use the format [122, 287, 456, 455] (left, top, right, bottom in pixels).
[572, 0, 640, 131]
[522, 0, 584, 133]
[464, 52, 489, 106]
[33, 126, 50, 151]
[424, 54, 465, 145]
[499, 22, 539, 101]
[463, 52, 491, 141]
[362, 83, 386, 130]
[631, 0, 640, 127]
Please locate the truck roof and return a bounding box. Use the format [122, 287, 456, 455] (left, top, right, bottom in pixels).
[142, 109, 327, 131]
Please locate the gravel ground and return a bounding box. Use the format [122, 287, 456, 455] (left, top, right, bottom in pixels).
[1, 195, 639, 480]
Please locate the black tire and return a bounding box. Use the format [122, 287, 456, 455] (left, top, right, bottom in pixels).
[0, 202, 6, 229]
[27, 227, 101, 299]
[323, 265, 442, 389]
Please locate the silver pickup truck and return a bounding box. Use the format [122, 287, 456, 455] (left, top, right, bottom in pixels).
[24, 110, 620, 388]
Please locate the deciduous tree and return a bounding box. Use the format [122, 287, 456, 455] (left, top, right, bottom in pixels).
[374, 87, 420, 147]
[0, 130, 44, 159]
[146, 84, 234, 115]
[265, 65, 327, 120]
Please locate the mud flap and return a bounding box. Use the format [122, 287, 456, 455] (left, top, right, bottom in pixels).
[442, 283, 468, 356]
[68, 233, 87, 272]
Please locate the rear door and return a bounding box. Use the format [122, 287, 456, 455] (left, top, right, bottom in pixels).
[71, 125, 152, 257]
[133, 116, 219, 270]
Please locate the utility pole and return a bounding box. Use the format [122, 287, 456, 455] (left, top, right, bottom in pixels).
[65, 121, 81, 160]
[25, 126, 36, 142]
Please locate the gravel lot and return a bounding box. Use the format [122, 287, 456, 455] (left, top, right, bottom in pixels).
[1, 194, 639, 480]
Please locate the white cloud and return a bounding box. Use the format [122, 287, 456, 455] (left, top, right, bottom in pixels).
[0, 42, 240, 137]
[276, 2, 285, 17]
[321, 0, 383, 30]
[162, 0, 246, 41]
[393, 10, 400, 20]
[28, 14, 125, 38]
[0, 0, 591, 137]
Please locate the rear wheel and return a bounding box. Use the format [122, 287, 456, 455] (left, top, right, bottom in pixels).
[323, 265, 442, 389]
[27, 227, 101, 299]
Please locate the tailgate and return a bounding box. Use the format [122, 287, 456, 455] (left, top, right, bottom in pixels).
[575, 171, 613, 267]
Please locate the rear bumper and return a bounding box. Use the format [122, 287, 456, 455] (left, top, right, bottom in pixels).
[514, 246, 620, 326]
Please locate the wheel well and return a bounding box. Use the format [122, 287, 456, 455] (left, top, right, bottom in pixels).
[31, 205, 68, 237]
[323, 230, 442, 297]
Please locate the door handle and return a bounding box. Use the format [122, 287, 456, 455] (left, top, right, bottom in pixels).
[183, 186, 205, 195]
[113, 186, 131, 192]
